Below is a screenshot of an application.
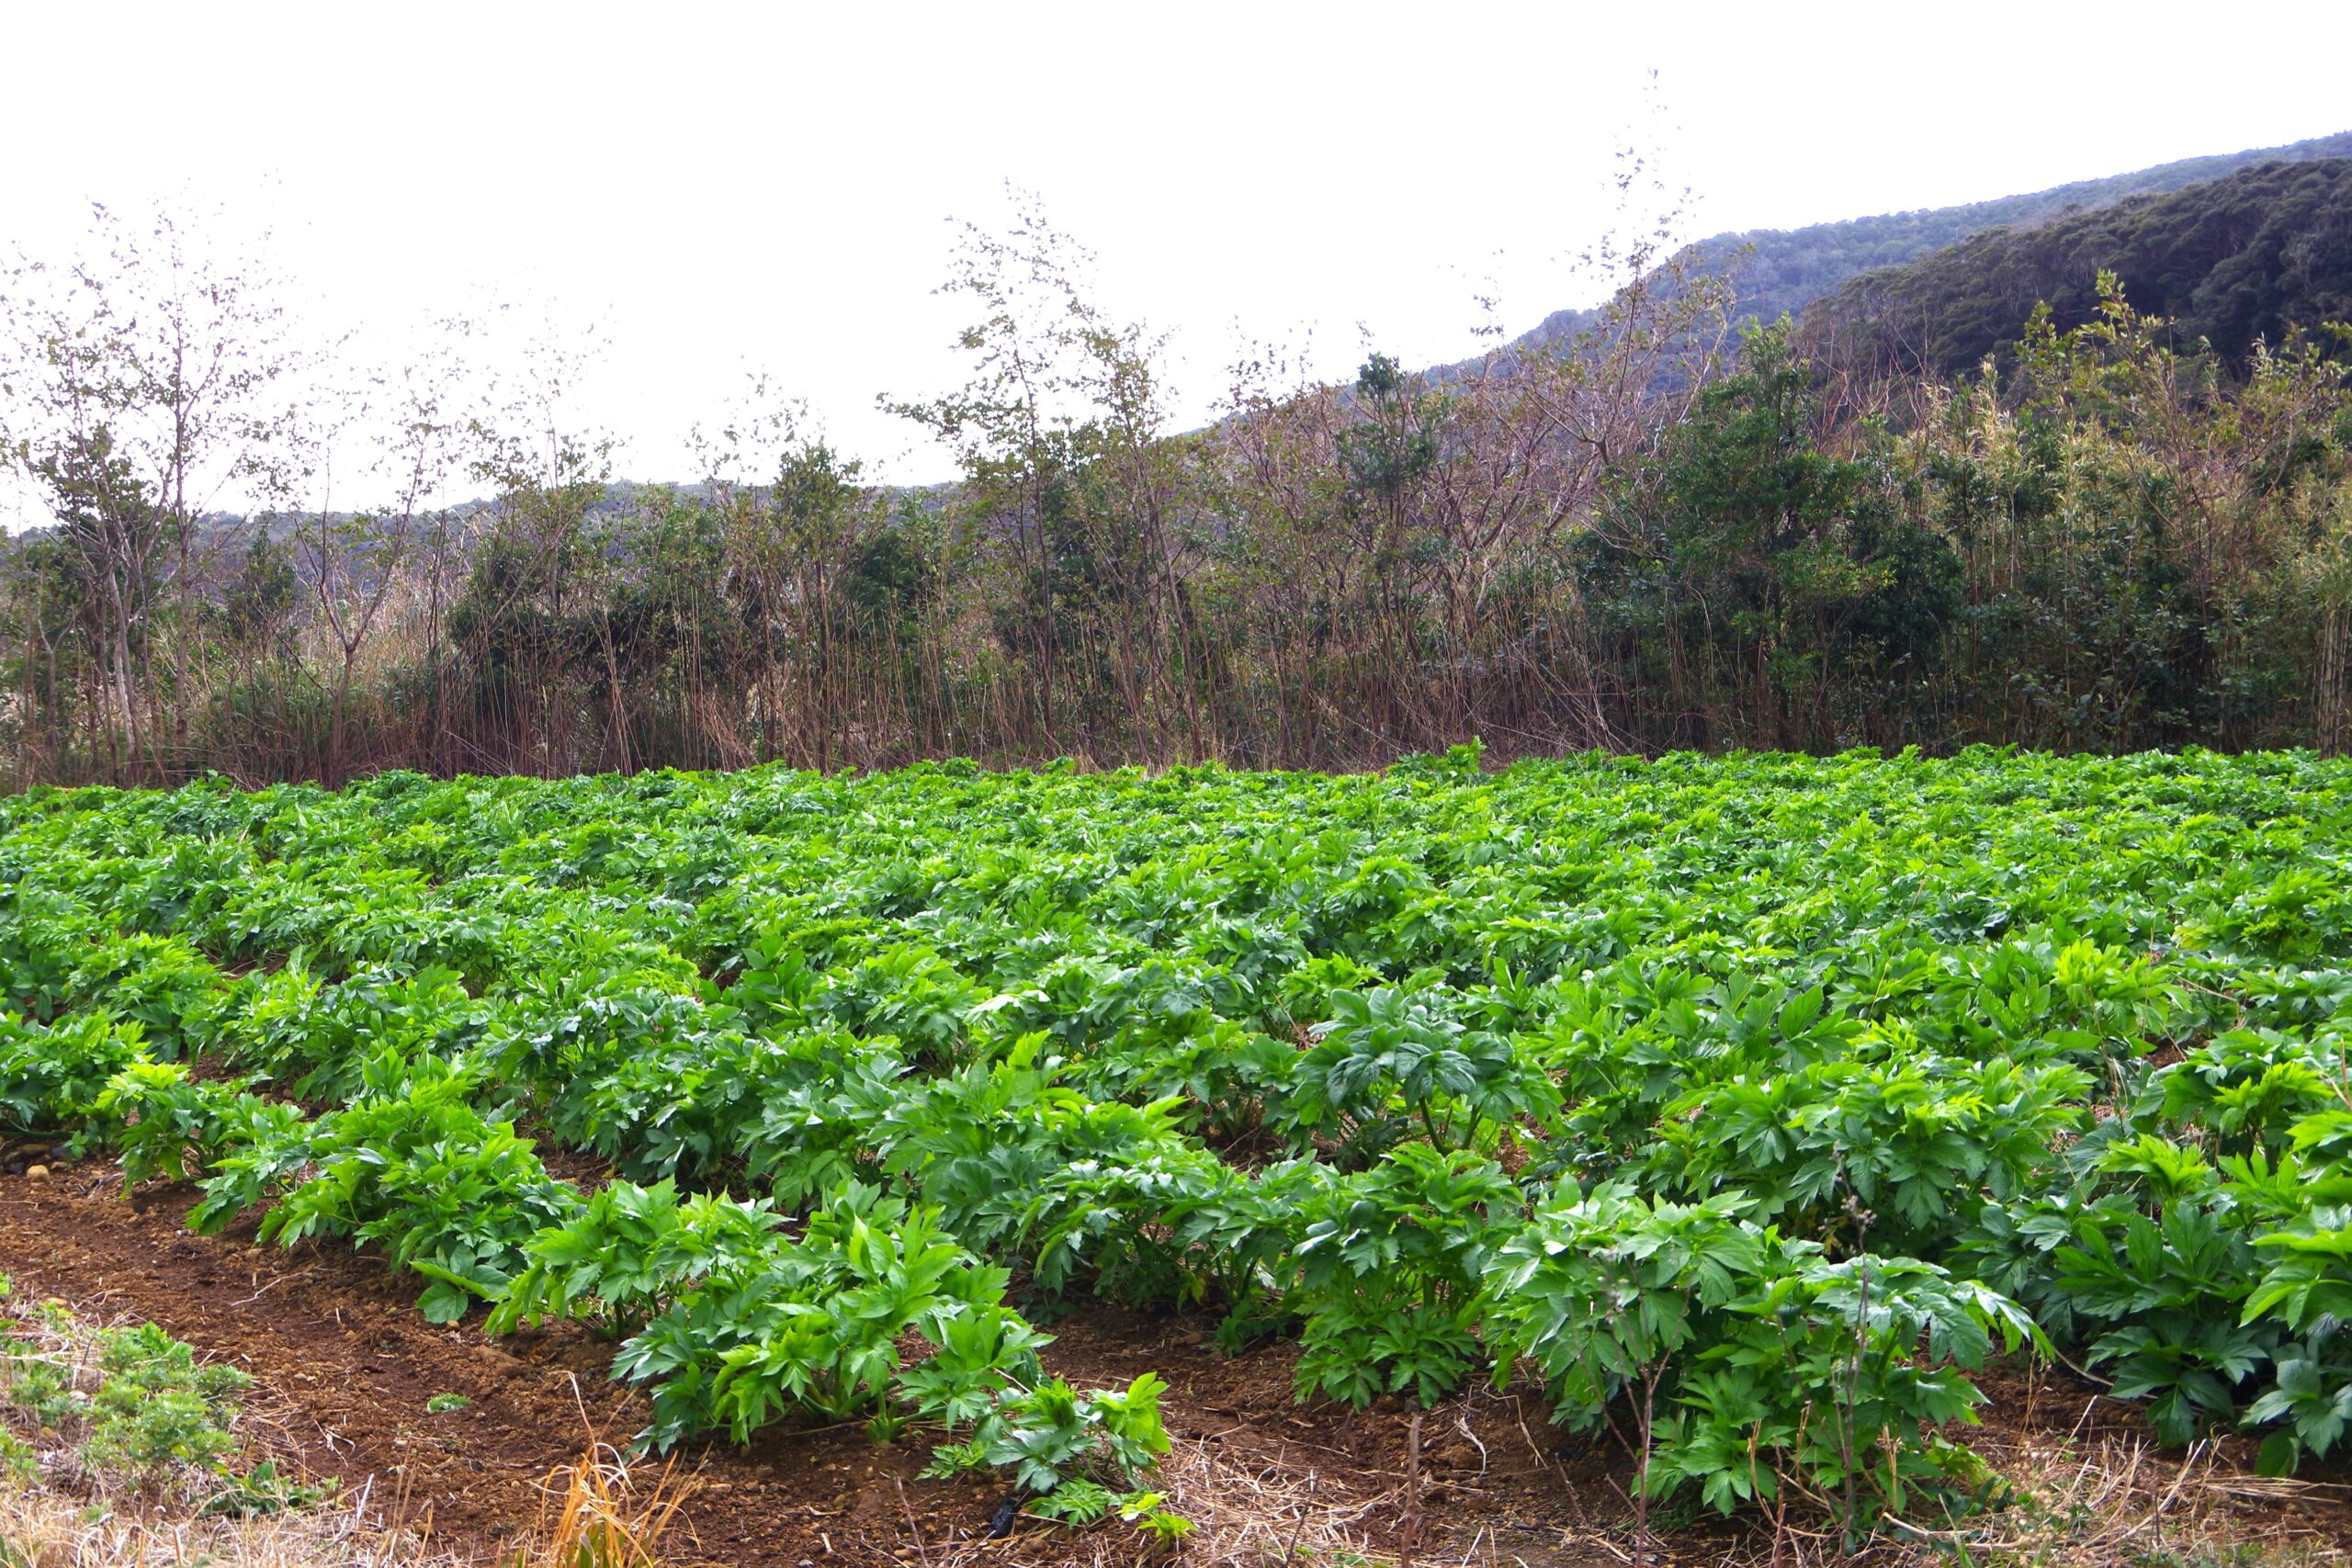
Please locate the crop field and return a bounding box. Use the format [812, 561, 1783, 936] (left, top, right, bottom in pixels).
[4, 747, 2352, 1562]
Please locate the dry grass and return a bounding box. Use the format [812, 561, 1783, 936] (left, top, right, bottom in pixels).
[1861, 1419, 2352, 1568]
[963, 1393, 2352, 1568]
[1544, 1412, 2352, 1568]
[918, 1429, 1396, 1568]
[503, 1443, 697, 1568]
[0, 1435, 708, 1568]
[0, 1284, 706, 1568]
[1146, 1436, 1390, 1568]
[0, 1483, 466, 1568]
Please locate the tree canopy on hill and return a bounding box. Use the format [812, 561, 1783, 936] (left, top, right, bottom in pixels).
[1478, 128, 2352, 371]
[1810, 160, 2352, 377]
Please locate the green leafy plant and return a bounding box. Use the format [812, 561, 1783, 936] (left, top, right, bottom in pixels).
[0, 1013, 150, 1148]
[1291, 1145, 1513, 1406]
[980, 1372, 1170, 1495]
[13, 739, 2352, 1549]
[93, 1063, 289, 1190]
[1483, 1179, 2039, 1531]
[258, 1051, 580, 1321]
[488, 1179, 783, 1338]
[604, 1182, 1040, 1452]
[80, 1322, 252, 1485]
[1283, 987, 1558, 1160]
[201, 1457, 334, 1516]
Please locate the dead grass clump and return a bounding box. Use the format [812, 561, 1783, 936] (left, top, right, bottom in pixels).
[1919, 1424, 2352, 1568]
[506, 1442, 696, 1568]
[1692, 1414, 2352, 1568]
[1147, 1438, 1385, 1568]
[925, 1433, 1393, 1568]
[0, 1483, 466, 1568]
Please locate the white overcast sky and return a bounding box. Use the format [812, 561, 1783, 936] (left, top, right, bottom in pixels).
[6, 0, 2351, 502]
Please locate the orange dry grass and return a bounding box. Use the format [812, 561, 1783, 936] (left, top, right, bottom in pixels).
[510, 1443, 697, 1568]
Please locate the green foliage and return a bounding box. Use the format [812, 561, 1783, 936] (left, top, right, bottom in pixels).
[0, 1298, 274, 1499]
[201, 1457, 334, 1517]
[256, 1051, 581, 1322]
[80, 1323, 250, 1482]
[1819, 159, 2352, 377]
[0, 1013, 148, 1146]
[94, 1062, 283, 1189]
[979, 1372, 1170, 1496]
[1287, 986, 1559, 1159]
[1026, 1481, 1194, 1542]
[0, 1427, 35, 1487]
[1291, 1145, 1513, 1406]
[1651, 1048, 2089, 1255]
[8, 749, 2352, 1539]
[596, 1181, 1037, 1452]
[488, 1178, 783, 1338]
[1581, 323, 1964, 749]
[1481, 1180, 2040, 1527]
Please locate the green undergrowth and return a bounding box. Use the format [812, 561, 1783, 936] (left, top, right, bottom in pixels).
[0, 1272, 327, 1515]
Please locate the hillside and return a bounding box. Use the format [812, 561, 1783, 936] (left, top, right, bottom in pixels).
[1485, 126, 2352, 362]
[1806, 157, 2352, 375]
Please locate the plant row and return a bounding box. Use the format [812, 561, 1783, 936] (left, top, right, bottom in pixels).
[1, 749, 2348, 1529]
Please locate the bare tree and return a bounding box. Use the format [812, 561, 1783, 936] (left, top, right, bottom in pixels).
[0, 203, 299, 781]
[284, 333, 471, 783]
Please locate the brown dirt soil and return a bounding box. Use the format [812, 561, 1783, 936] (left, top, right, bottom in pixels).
[5, 1158, 2352, 1568]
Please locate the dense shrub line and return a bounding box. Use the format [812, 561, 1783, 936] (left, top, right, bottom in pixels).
[8, 197, 2348, 785]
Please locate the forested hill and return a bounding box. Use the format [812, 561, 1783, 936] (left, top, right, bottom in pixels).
[1805, 158, 2352, 376]
[1487, 127, 2352, 360]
